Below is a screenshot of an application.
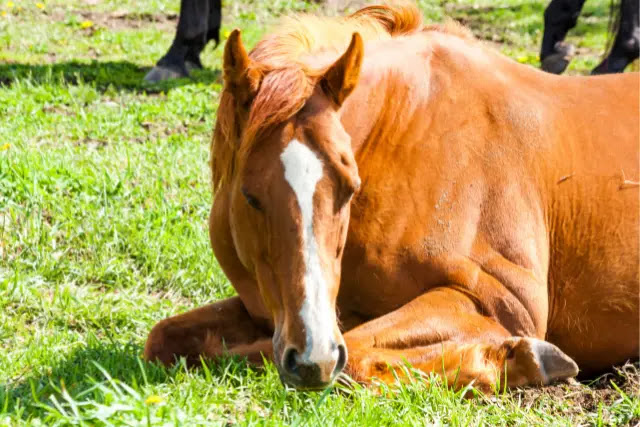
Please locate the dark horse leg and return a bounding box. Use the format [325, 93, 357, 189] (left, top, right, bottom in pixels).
[144, 0, 222, 83]
[540, 0, 587, 74]
[184, 0, 222, 70]
[592, 0, 639, 74]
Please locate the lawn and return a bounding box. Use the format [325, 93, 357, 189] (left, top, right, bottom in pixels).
[1, 0, 638, 425]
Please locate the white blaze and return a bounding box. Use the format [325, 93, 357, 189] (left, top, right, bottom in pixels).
[280, 139, 338, 364]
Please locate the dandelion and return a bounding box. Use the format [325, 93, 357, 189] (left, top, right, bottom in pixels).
[1, 11, 6, 17]
[1, 143, 11, 151]
[222, 29, 230, 39]
[36, 2, 44, 9]
[6, 1, 13, 8]
[145, 395, 164, 405]
[80, 20, 93, 29]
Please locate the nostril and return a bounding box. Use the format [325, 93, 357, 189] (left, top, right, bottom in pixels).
[283, 347, 299, 375]
[334, 344, 347, 376]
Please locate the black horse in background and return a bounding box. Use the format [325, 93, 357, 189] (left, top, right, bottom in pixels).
[541, 0, 639, 74]
[144, 0, 222, 82]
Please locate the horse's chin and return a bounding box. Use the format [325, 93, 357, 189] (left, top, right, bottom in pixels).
[277, 370, 335, 391]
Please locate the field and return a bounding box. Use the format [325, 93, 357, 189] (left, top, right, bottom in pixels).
[1, 0, 638, 425]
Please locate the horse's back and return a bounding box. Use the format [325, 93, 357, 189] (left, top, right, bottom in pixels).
[545, 72, 639, 373]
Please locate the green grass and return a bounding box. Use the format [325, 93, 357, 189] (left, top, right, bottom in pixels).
[1, 0, 638, 425]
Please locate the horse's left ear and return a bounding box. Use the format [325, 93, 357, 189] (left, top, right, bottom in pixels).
[321, 32, 364, 107]
[223, 29, 261, 109]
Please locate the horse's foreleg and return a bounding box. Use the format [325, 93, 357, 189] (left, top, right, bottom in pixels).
[540, 0, 587, 74]
[541, 0, 586, 57]
[343, 288, 578, 392]
[144, 0, 213, 82]
[144, 296, 272, 366]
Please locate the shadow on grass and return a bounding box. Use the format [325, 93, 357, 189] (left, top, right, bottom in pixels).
[2, 343, 156, 417]
[1, 341, 253, 420]
[0, 60, 221, 93]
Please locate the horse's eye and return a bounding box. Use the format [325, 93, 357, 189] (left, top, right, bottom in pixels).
[241, 187, 262, 211]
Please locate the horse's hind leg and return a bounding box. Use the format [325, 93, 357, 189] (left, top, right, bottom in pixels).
[343, 288, 578, 392]
[144, 296, 272, 366]
[592, 0, 640, 74]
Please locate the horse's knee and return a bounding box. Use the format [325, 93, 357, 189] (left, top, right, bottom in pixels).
[144, 316, 223, 366]
[342, 349, 375, 383]
[144, 319, 175, 366]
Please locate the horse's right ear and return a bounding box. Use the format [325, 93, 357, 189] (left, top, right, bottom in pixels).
[223, 29, 261, 109]
[321, 32, 364, 107]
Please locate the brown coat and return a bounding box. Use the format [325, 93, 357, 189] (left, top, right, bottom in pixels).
[145, 3, 639, 392]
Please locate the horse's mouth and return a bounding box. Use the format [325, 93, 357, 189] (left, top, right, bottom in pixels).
[277, 370, 336, 391]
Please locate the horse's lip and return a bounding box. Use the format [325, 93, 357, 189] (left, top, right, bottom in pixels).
[277, 370, 335, 391]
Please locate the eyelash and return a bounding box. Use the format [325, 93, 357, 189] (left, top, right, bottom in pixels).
[241, 187, 262, 211]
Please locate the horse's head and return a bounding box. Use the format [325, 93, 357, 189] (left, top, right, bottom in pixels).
[215, 30, 363, 389]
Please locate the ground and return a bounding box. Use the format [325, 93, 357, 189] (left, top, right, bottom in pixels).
[0, 0, 638, 425]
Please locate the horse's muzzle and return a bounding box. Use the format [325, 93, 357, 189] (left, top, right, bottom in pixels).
[278, 343, 347, 390]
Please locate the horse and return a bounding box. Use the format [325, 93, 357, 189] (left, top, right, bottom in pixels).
[541, 0, 639, 74]
[144, 2, 639, 392]
[144, 0, 221, 83]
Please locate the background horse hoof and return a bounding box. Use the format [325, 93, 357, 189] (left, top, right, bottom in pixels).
[185, 60, 202, 73]
[541, 42, 575, 74]
[144, 65, 189, 83]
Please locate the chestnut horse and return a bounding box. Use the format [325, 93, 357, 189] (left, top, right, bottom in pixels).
[145, 3, 639, 392]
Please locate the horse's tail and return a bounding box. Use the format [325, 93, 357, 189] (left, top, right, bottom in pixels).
[602, 0, 622, 60]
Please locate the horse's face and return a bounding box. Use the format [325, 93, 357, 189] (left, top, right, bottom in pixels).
[221, 31, 363, 389]
[231, 100, 359, 389]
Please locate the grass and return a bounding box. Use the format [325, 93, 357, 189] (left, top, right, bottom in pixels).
[1, 0, 638, 424]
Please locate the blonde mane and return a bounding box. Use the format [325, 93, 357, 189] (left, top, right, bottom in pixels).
[212, 2, 433, 190]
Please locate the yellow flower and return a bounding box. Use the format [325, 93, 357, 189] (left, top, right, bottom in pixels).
[1, 11, 6, 17]
[222, 29, 230, 39]
[145, 395, 164, 405]
[0, 143, 10, 151]
[6, 1, 13, 8]
[36, 2, 44, 9]
[80, 20, 93, 29]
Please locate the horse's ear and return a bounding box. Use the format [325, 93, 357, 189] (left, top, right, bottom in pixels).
[223, 29, 261, 108]
[321, 32, 364, 107]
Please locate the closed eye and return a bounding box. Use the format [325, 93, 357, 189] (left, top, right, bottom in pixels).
[241, 187, 262, 211]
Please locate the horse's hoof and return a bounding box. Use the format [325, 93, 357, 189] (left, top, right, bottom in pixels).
[144, 65, 189, 83]
[541, 42, 575, 74]
[185, 60, 203, 73]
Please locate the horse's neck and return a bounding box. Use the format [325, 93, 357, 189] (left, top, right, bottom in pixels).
[339, 33, 450, 160]
[339, 32, 548, 162]
[338, 35, 428, 157]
